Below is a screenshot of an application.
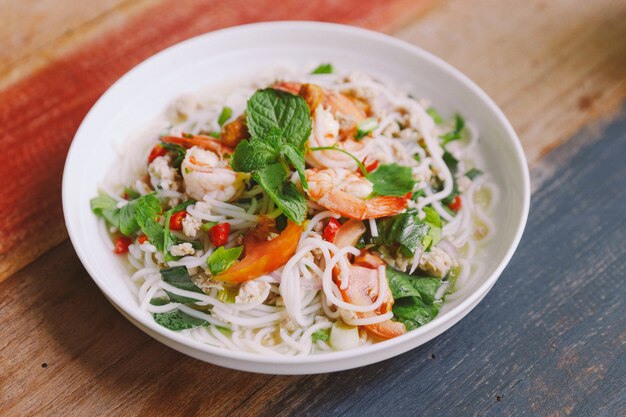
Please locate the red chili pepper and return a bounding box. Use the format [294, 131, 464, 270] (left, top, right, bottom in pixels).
[113, 236, 132, 254]
[404, 191, 412, 200]
[148, 144, 168, 163]
[449, 195, 462, 212]
[169, 211, 187, 231]
[138, 235, 148, 244]
[323, 218, 341, 242]
[209, 223, 230, 247]
[365, 160, 379, 173]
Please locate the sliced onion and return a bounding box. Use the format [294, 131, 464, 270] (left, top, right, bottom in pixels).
[333, 219, 366, 249]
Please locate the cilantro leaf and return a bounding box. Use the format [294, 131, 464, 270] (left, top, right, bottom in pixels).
[153, 309, 208, 331]
[160, 266, 204, 303]
[207, 246, 243, 276]
[253, 163, 307, 224]
[368, 163, 415, 197]
[246, 89, 311, 148]
[281, 143, 308, 189]
[311, 63, 334, 74]
[218, 106, 233, 127]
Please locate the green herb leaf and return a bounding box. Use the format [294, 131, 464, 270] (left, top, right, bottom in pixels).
[153, 309, 208, 331]
[231, 129, 282, 172]
[311, 63, 334, 74]
[281, 143, 308, 189]
[160, 266, 204, 303]
[440, 114, 465, 145]
[311, 328, 331, 342]
[253, 163, 307, 224]
[368, 163, 415, 197]
[465, 168, 483, 180]
[426, 107, 443, 124]
[442, 150, 458, 173]
[218, 106, 233, 127]
[422, 207, 442, 250]
[374, 209, 430, 257]
[356, 117, 378, 140]
[246, 88, 311, 148]
[386, 267, 442, 330]
[90, 195, 120, 227]
[207, 246, 243, 276]
[124, 188, 141, 200]
[159, 141, 186, 168]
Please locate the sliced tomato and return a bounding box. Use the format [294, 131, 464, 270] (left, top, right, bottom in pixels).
[169, 211, 187, 231]
[113, 236, 132, 254]
[449, 195, 462, 212]
[209, 223, 230, 247]
[214, 220, 302, 283]
[323, 218, 341, 242]
[161, 134, 233, 155]
[148, 144, 168, 163]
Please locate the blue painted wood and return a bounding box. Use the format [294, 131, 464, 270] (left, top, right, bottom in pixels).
[237, 111, 626, 416]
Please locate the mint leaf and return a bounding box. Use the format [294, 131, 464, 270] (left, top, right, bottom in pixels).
[153, 309, 208, 331]
[231, 129, 283, 172]
[311, 63, 333, 74]
[218, 106, 233, 127]
[253, 163, 306, 224]
[246, 89, 311, 148]
[281, 143, 308, 189]
[207, 246, 243, 276]
[368, 163, 415, 197]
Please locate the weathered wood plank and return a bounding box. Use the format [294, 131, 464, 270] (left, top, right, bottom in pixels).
[0, 0, 435, 283]
[397, 0, 626, 165]
[1, 107, 624, 417]
[0, 0, 162, 90]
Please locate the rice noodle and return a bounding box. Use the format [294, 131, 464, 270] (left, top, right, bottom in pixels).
[95, 66, 496, 356]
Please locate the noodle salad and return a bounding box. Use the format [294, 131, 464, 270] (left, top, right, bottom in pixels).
[91, 64, 497, 355]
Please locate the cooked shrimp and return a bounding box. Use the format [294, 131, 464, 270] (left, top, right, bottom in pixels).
[305, 168, 407, 220]
[181, 146, 249, 202]
[274, 82, 371, 170]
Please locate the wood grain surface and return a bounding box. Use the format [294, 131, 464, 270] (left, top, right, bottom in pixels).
[2, 105, 624, 417]
[0, 0, 436, 282]
[1, 1, 625, 416]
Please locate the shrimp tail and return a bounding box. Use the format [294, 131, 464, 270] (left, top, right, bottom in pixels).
[364, 197, 408, 219]
[318, 191, 407, 220]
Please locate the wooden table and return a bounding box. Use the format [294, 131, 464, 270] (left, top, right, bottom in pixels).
[1, 1, 625, 415]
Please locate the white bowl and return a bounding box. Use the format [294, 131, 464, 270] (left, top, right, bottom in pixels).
[62, 21, 530, 374]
